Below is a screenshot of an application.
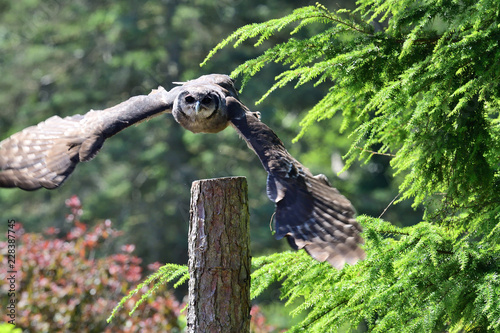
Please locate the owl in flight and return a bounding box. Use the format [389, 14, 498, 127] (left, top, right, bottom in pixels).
[0, 74, 365, 269]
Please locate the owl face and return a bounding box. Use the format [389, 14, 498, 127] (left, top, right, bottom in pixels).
[172, 86, 230, 134]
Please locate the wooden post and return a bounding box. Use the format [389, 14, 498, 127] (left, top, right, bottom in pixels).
[187, 177, 251, 333]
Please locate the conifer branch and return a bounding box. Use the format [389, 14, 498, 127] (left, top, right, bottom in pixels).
[379, 193, 401, 218]
[357, 146, 396, 157]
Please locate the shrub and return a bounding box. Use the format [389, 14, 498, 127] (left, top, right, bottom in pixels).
[0, 195, 184, 332]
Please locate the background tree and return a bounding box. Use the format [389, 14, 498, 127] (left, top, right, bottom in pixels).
[201, 1, 500, 331]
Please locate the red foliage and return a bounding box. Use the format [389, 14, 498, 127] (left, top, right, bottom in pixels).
[0, 196, 184, 332]
[250, 305, 278, 333]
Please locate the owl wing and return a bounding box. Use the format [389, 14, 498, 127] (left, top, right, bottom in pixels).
[0, 74, 237, 191]
[0, 86, 180, 190]
[226, 97, 365, 269]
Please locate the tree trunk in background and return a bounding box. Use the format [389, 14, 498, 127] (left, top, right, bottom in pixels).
[187, 177, 251, 333]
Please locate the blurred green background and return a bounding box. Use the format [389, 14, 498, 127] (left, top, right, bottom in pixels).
[0, 0, 422, 274]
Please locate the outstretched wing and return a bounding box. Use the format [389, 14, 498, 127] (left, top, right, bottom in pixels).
[0, 87, 179, 190]
[226, 97, 365, 269]
[0, 73, 238, 191]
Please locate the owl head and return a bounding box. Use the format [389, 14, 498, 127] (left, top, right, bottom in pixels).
[172, 81, 231, 134]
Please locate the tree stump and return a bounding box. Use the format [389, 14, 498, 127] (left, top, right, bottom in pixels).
[187, 177, 251, 333]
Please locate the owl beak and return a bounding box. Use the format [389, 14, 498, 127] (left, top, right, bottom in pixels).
[195, 101, 201, 113]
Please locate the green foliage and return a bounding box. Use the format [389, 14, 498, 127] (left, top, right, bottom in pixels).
[203, 1, 500, 331]
[250, 216, 500, 332]
[108, 263, 188, 322]
[0, 324, 21, 333]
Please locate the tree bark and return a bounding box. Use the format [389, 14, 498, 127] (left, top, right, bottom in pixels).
[187, 177, 251, 333]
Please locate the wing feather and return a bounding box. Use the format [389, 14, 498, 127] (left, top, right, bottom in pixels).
[226, 97, 365, 269]
[0, 88, 177, 190]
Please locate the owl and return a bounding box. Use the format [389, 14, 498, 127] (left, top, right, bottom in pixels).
[0, 74, 365, 269]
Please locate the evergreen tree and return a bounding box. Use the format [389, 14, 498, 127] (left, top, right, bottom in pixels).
[202, 1, 500, 331]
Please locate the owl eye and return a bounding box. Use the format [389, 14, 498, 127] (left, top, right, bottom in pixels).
[201, 96, 212, 104]
[185, 95, 195, 103]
